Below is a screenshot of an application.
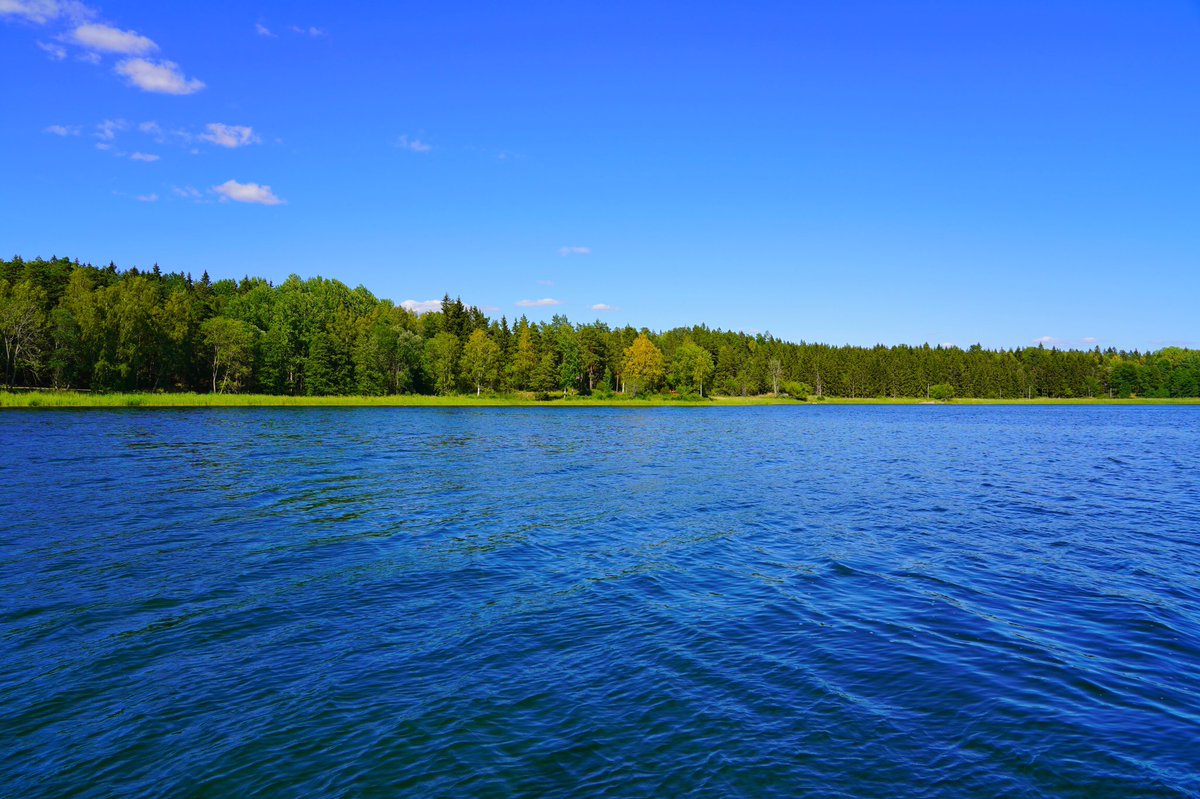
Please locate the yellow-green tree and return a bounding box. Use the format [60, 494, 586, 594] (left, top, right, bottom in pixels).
[462, 329, 501, 396]
[425, 332, 460, 394]
[509, 318, 537, 390]
[672, 339, 715, 397]
[0, 279, 48, 388]
[200, 316, 258, 393]
[622, 333, 664, 395]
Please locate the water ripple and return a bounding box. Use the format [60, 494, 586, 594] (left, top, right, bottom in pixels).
[2, 406, 1199, 797]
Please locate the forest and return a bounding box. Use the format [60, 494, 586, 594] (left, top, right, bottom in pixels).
[2, 255, 1198, 399]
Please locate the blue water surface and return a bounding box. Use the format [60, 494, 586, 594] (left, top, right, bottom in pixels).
[2, 406, 1198, 797]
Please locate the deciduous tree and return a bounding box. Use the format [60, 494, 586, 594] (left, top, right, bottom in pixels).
[462, 329, 501, 396]
[623, 334, 664, 395]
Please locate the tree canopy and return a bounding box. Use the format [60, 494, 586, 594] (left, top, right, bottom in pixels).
[2, 255, 1198, 399]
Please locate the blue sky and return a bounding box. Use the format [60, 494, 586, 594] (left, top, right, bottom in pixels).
[2, 1, 1197, 350]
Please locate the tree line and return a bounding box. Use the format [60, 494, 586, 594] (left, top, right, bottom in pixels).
[2, 255, 1198, 399]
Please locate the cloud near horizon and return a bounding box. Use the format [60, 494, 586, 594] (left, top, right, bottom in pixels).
[1032, 335, 1100, 348]
[590, 303, 618, 312]
[400, 299, 442, 315]
[515, 298, 561, 308]
[212, 179, 284, 205]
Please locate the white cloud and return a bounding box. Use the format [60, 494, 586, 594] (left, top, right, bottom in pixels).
[590, 303, 619, 312]
[481, 305, 501, 314]
[44, 123, 79, 135]
[212, 179, 285, 205]
[199, 123, 259, 148]
[36, 39, 65, 58]
[72, 22, 156, 54]
[172, 185, 203, 200]
[115, 58, 204, 95]
[395, 134, 431, 153]
[401, 299, 442, 315]
[289, 24, 323, 36]
[135, 193, 158, 202]
[559, 246, 590, 256]
[536, 279, 554, 286]
[94, 141, 110, 150]
[1080, 336, 1098, 345]
[95, 118, 126, 140]
[0, 0, 77, 24]
[255, 22, 274, 37]
[129, 151, 158, 162]
[515, 298, 561, 308]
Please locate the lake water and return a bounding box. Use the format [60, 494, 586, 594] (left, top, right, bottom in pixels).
[2, 406, 1199, 797]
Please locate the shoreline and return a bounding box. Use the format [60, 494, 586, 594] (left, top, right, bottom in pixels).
[3, 392, 1199, 409]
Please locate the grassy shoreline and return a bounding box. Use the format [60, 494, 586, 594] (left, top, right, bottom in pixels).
[3, 391, 1199, 409]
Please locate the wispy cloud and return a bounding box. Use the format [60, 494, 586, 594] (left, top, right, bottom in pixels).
[135, 192, 158, 202]
[401, 299, 442, 315]
[43, 123, 79, 135]
[289, 24, 323, 37]
[95, 118, 126, 140]
[515, 298, 561, 308]
[36, 39, 65, 58]
[0, 0, 92, 25]
[200, 123, 259, 148]
[590, 303, 619, 312]
[115, 58, 204, 94]
[212, 179, 285, 205]
[172, 185, 203, 201]
[254, 21, 274, 37]
[536, 279, 554, 286]
[395, 134, 431, 153]
[129, 151, 158, 162]
[559, 246, 590, 256]
[71, 22, 156, 54]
